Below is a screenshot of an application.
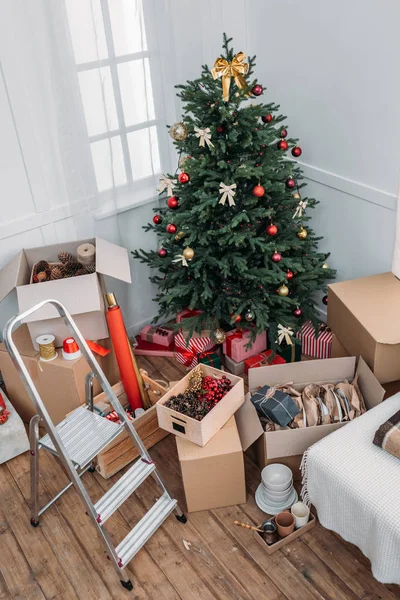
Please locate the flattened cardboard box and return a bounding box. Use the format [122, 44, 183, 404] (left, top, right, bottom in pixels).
[328, 272, 400, 383]
[235, 357, 385, 476]
[0, 325, 119, 425]
[176, 416, 246, 512]
[0, 237, 131, 349]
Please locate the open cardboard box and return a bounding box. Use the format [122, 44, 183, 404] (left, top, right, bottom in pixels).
[235, 357, 385, 477]
[0, 237, 131, 349]
[328, 272, 400, 383]
[157, 365, 244, 447]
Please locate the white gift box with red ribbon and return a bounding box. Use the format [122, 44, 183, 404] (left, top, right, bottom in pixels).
[174, 331, 215, 368]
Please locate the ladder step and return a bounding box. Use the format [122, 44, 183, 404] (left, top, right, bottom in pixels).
[39, 406, 122, 468]
[95, 459, 156, 524]
[116, 493, 177, 567]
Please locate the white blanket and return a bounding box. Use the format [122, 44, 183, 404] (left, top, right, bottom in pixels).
[301, 393, 400, 584]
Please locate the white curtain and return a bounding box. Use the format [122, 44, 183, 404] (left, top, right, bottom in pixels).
[392, 178, 400, 278]
[0, 0, 173, 240]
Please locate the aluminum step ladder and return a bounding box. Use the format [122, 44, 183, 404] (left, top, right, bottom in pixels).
[3, 299, 187, 592]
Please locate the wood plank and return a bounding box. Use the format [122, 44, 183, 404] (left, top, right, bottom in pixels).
[0, 571, 12, 600]
[0, 502, 46, 600]
[6, 452, 110, 600]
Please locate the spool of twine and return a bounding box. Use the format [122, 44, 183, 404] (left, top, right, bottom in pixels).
[36, 334, 58, 362]
[77, 243, 96, 266]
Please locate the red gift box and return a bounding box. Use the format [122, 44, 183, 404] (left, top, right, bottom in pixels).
[244, 350, 286, 375]
[298, 321, 332, 359]
[176, 308, 203, 324]
[174, 331, 215, 368]
[223, 329, 267, 363]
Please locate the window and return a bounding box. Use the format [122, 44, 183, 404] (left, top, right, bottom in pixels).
[65, 0, 161, 194]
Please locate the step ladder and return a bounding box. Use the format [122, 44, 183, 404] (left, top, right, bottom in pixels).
[3, 299, 187, 592]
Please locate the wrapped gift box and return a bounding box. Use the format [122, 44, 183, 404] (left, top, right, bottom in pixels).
[174, 331, 215, 369]
[277, 339, 302, 363]
[198, 350, 221, 369]
[250, 385, 300, 427]
[244, 350, 286, 375]
[140, 325, 174, 347]
[298, 321, 332, 359]
[176, 308, 203, 324]
[223, 329, 267, 363]
[224, 354, 245, 376]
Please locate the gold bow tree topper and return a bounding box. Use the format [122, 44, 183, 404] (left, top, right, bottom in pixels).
[211, 52, 249, 102]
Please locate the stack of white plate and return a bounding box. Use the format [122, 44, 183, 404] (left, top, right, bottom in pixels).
[255, 464, 298, 515]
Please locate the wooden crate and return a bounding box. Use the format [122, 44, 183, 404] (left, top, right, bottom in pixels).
[253, 512, 316, 554]
[156, 365, 244, 447]
[94, 380, 169, 479]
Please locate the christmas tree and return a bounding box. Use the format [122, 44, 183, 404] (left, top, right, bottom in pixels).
[132, 34, 334, 351]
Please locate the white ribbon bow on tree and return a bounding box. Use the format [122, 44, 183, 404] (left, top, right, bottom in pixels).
[277, 324, 294, 346]
[293, 199, 308, 219]
[158, 175, 177, 197]
[194, 126, 214, 148]
[219, 182, 237, 207]
[173, 254, 188, 267]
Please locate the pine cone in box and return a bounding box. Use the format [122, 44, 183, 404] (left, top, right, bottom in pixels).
[34, 260, 50, 275]
[58, 251, 75, 264]
[50, 265, 63, 280]
[84, 263, 96, 274]
[61, 261, 80, 278]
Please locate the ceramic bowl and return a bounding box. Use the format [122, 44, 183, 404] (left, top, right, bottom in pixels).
[262, 466, 293, 492]
[261, 487, 293, 507]
[263, 484, 294, 499]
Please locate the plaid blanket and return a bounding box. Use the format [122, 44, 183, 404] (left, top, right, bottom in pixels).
[373, 409, 400, 458]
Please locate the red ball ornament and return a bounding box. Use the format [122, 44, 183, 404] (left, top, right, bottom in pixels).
[217, 125, 223, 133]
[262, 114, 273, 123]
[253, 184, 265, 197]
[293, 307, 303, 318]
[252, 84, 263, 96]
[292, 146, 302, 158]
[266, 224, 278, 237]
[178, 172, 190, 184]
[280, 129, 288, 138]
[286, 178, 296, 189]
[158, 248, 167, 257]
[277, 140, 289, 151]
[166, 223, 177, 234]
[286, 270, 294, 280]
[322, 295, 329, 306]
[153, 214, 162, 224]
[231, 313, 241, 323]
[272, 251, 282, 263]
[167, 196, 179, 209]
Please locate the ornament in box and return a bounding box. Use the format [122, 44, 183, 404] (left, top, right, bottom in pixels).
[250, 384, 300, 428]
[222, 329, 267, 363]
[174, 331, 215, 368]
[140, 325, 174, 347]
[297, 321, 332, 359]
[244, 350, 286, 375]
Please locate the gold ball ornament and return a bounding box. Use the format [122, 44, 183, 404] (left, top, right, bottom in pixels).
[214, 328, 226, 344]
[169, 122, 188, 142]
[175, 231, 185, 241]
[322, 262, 329, 269]
[297, 227, 308, 239]
[245, 310, 255, 322]
[183, 246, 194, 261]
[278, 284, 289, 297]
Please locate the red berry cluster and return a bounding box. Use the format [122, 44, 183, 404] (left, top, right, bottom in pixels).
[201, 375, 232, 405]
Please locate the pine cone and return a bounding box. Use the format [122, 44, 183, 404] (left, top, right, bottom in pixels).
[58, 251, 75, 264]
[84, 263, 96, 274]
[34, 260, 50, 275]
[50, 265, 63, 280]
[61, 261, 80, 278]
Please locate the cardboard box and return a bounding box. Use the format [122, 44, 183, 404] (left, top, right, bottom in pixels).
[328, 272, 400, 384]
[0, 237, 131, 349]
[331, 333, 351, 358]
[224, 354, 245, 376]
[176, 416, 246, 512]
[235, 357, 385, 475]
[157, 365, 244, 446]
[0, 325, 119, 425]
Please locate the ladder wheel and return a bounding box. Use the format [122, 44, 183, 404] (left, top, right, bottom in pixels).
[88, 465, 96, 473]
[175, 513, 187, 524]
[30, 518, 39, 527]
[120, 580, 134, 591]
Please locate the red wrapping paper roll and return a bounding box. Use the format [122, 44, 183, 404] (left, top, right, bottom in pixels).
[106, 293, 143, 411]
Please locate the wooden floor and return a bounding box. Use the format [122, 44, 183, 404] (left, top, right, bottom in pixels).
[0, 356, 399, 600]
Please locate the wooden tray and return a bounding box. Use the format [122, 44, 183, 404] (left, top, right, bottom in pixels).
[253, 511, 316, 554]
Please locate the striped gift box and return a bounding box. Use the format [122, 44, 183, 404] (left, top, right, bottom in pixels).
[174, 331, 215, 368]
[298, 321, 333, 359]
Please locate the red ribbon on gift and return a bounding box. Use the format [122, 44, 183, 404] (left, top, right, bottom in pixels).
[225, 329, 244, 356]
[174, 331, 214, 368]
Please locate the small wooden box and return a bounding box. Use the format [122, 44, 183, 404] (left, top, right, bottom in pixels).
[156, 365, 244, 447]
[94, 380, 169, 479]
[254, 512, 316, 555]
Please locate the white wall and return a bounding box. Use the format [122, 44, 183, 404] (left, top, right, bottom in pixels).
[1, 0, 398, 333]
